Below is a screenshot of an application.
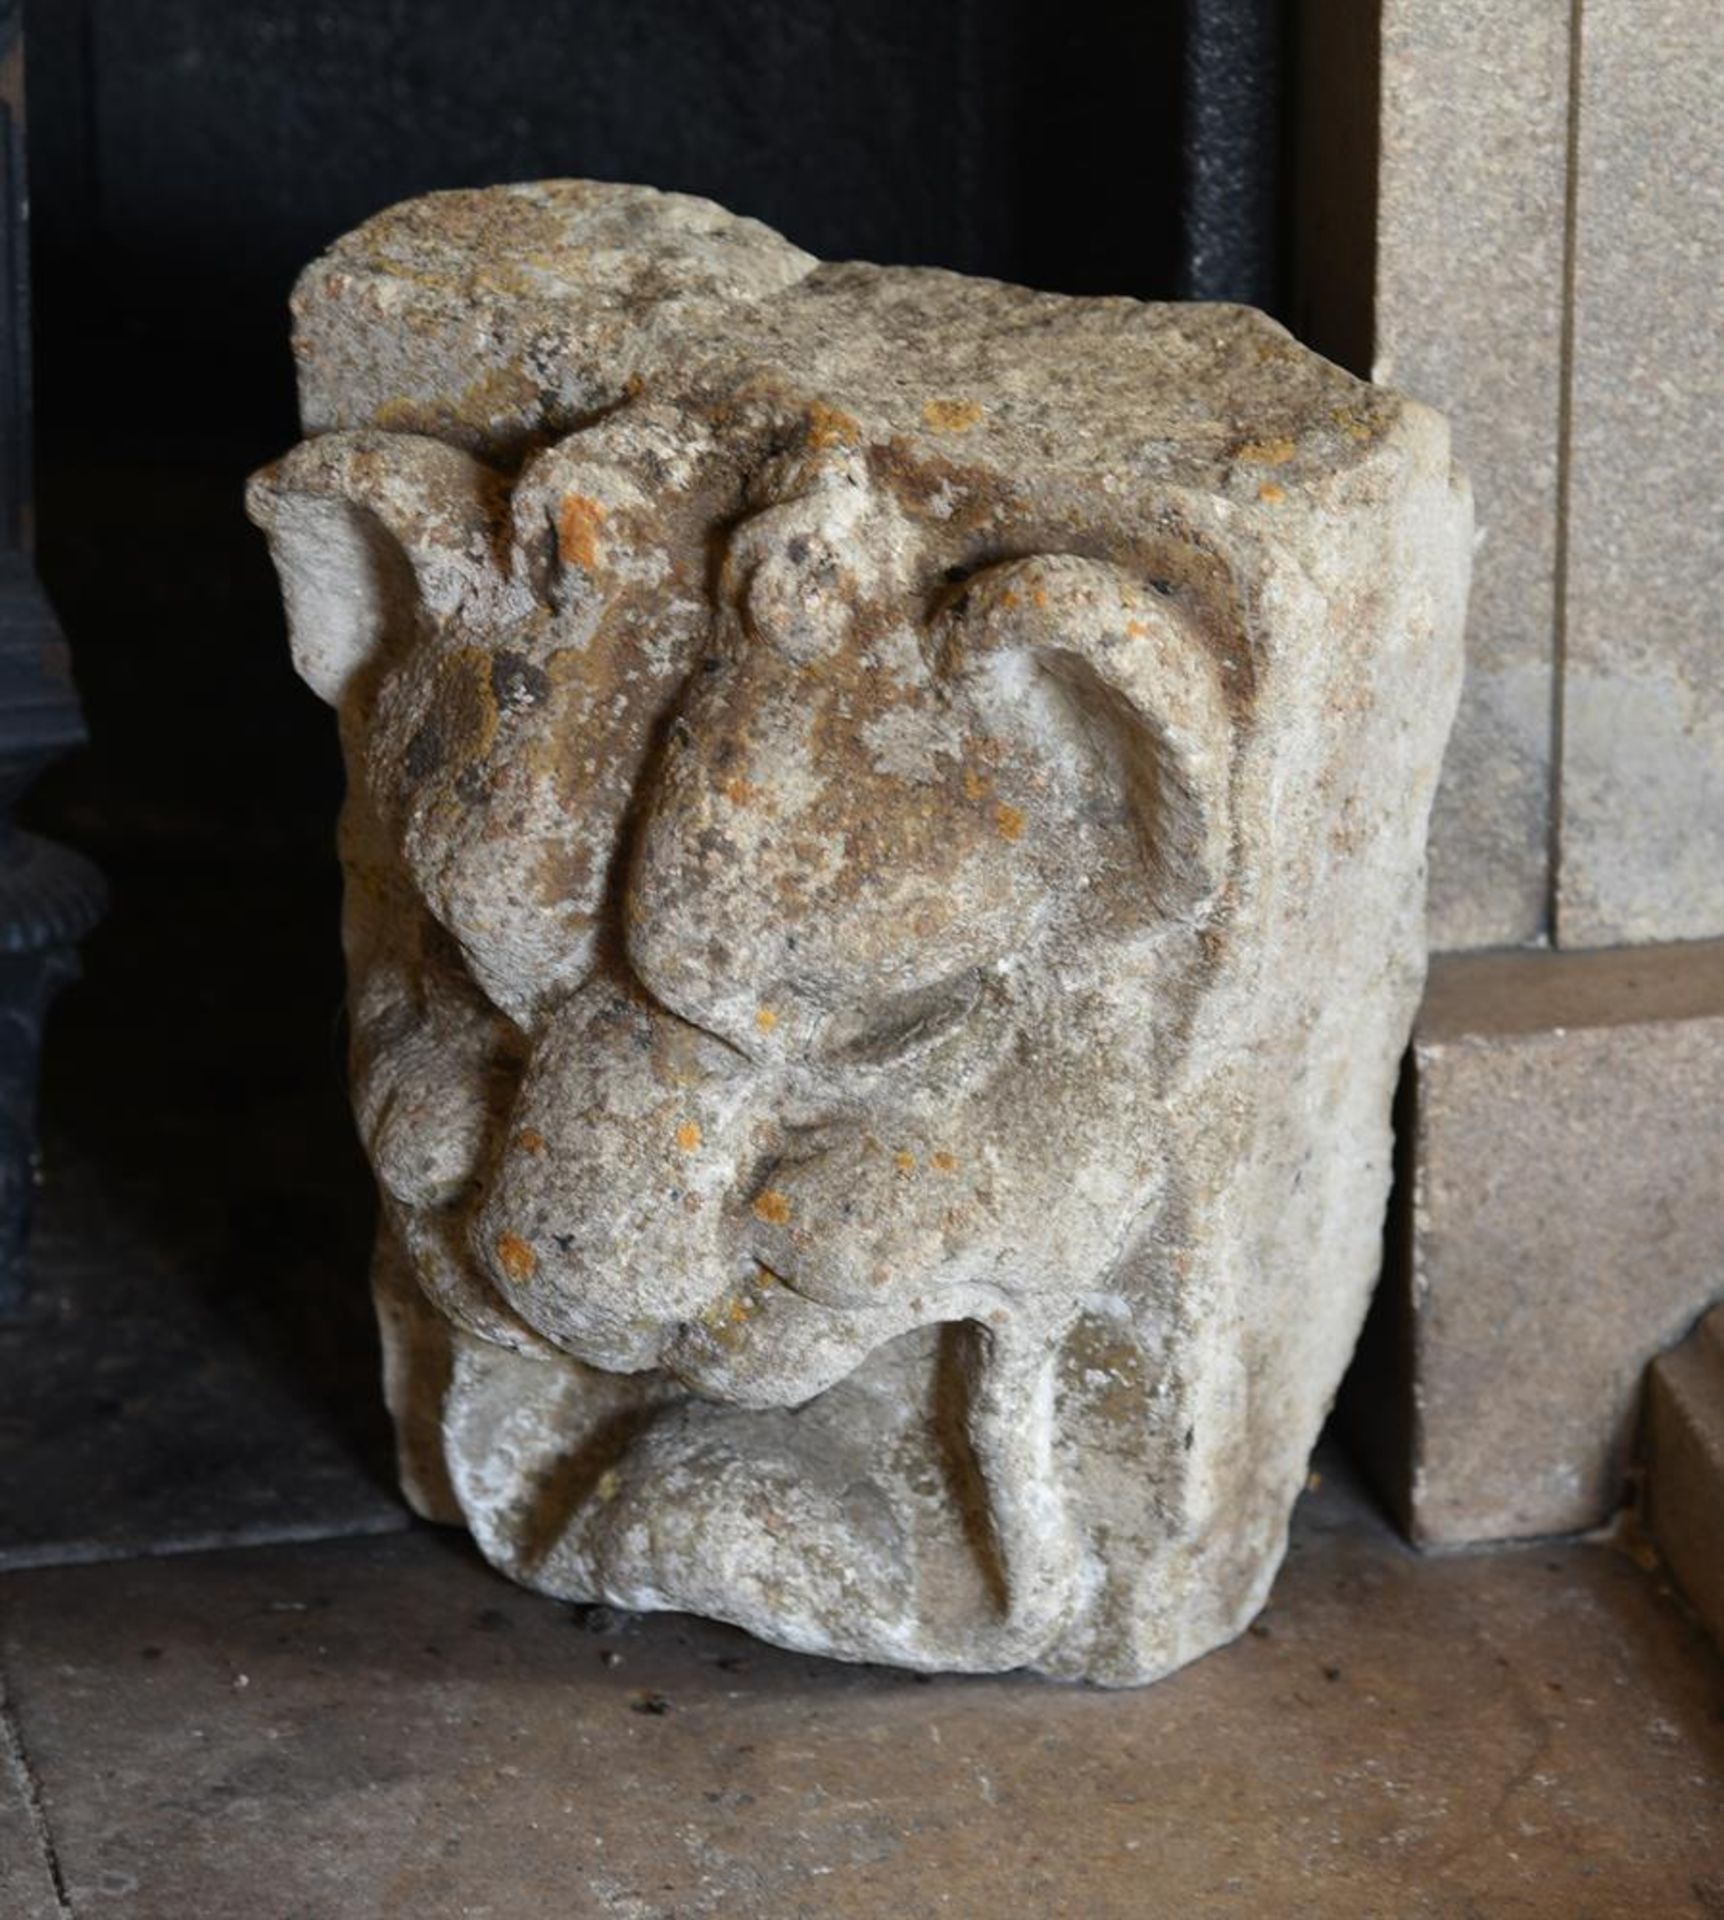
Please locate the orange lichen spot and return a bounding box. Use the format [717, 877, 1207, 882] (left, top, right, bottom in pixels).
[373, 394, 423, 430]
[675, 1120, 703, 1153]
[893, 1150, 918, 1176]
[728, 1298, 753, 1324]
[1257, 481, 1286, 505]
[754, 1006, 780, 1034]
[1030, 586, 1049, 609]
[931, 1150, 958, 1174]
[495, 1233, 537, 1283]
[724, 774, 760, 807]
[998, 589, 1022, 611]
[436, 647, 501, 764]
[1330, 405, 1375, 442]
[994, 800, 1026, 841]
[753, 1264, 778, 1288]
[807, 402, 862, 449]
[1236, 435, 1296, 465]
[922, 397, 984, 434]
[753, 1189, 792, 1225]
[1125, 619, 1150, 639]
[556, 493, 608, 569]
[963, 767, 991, 800]
[515, 1127, 547, 1156]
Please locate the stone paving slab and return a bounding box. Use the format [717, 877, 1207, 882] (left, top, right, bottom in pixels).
[0, 869, 410, 1572]
[0, 1672, 65, 1920]
[1, 1458, 1720, 1919]
[0, 1151, 408, 1571]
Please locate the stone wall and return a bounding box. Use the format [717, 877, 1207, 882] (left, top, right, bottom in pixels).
[1318, 0, 1724, 1545]
[1366, 0, 1723, 955]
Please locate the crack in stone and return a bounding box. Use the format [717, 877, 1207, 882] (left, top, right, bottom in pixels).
[0, 1636, 74, 1918]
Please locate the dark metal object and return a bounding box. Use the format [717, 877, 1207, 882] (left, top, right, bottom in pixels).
[0, 4, 102, 1314]
[1181, 0, 1287, 310]
[0, 563, 101, 1314]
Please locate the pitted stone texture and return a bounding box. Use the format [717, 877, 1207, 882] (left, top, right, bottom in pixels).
[249, 181, 1470, 1685]
[1374, 0, 1571, 951]
[1351, 941, 1724, 1547]
[1556, 2, 1724, 947]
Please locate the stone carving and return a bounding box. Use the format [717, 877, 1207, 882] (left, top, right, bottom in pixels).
[248, 182, 1470, 1684]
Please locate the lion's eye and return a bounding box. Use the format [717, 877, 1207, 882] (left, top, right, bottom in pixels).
[820, 971, 984, 1069]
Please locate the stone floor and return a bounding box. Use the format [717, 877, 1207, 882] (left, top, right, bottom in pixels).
[0, 869, 408, 1574]
[0, 1154, 405, 1571]
[3, 1454, 1721, 1920]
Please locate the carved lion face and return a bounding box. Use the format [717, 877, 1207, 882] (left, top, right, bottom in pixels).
[252, 407, 1236, 1412]
[247, 182, 1467, 1687]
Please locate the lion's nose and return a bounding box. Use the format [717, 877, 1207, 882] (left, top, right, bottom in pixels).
[471, 980, 759, 1371]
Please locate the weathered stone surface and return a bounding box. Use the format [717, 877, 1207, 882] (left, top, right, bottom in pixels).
[1556, 1, 1724, 947]
[1350, 940, 1724, 1546]
[249, 181, 1470, 1685]
[1374, 0, 1572, 951]
[1304, 0, 1724, 953]
[1646, 1304, 1724, 1653]
[0, 1675, 62, 1920]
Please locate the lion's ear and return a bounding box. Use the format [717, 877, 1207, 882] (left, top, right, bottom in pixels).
[246, 432, 499, 706]
[945, 554, 1235, 922]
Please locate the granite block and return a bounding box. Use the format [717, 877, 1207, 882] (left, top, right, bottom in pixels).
[1557, 3, 1724, 946]
[1349, 940, 1724, 1544]
[1375, 0, 1573, 949]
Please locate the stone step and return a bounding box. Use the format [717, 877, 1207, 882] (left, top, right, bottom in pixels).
[1345, 937, 1724, 1546]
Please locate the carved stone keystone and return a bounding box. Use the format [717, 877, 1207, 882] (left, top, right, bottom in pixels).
[249, 182, 1470, 1684]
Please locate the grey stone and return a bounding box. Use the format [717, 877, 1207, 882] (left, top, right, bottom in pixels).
[0, 1682, 64, 1920]
[1645, 1303, 1724, 1653]
[1, 1458, 1722, 1919]
[249, 180, 1470, 1685]
[1556, 2, 1724, 947]
[1307, 0, 1724, 951]
[1350, 939, 1724, 1546]
[0, 1145, 407, 1574]
[1373, 0, 1572, 951]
